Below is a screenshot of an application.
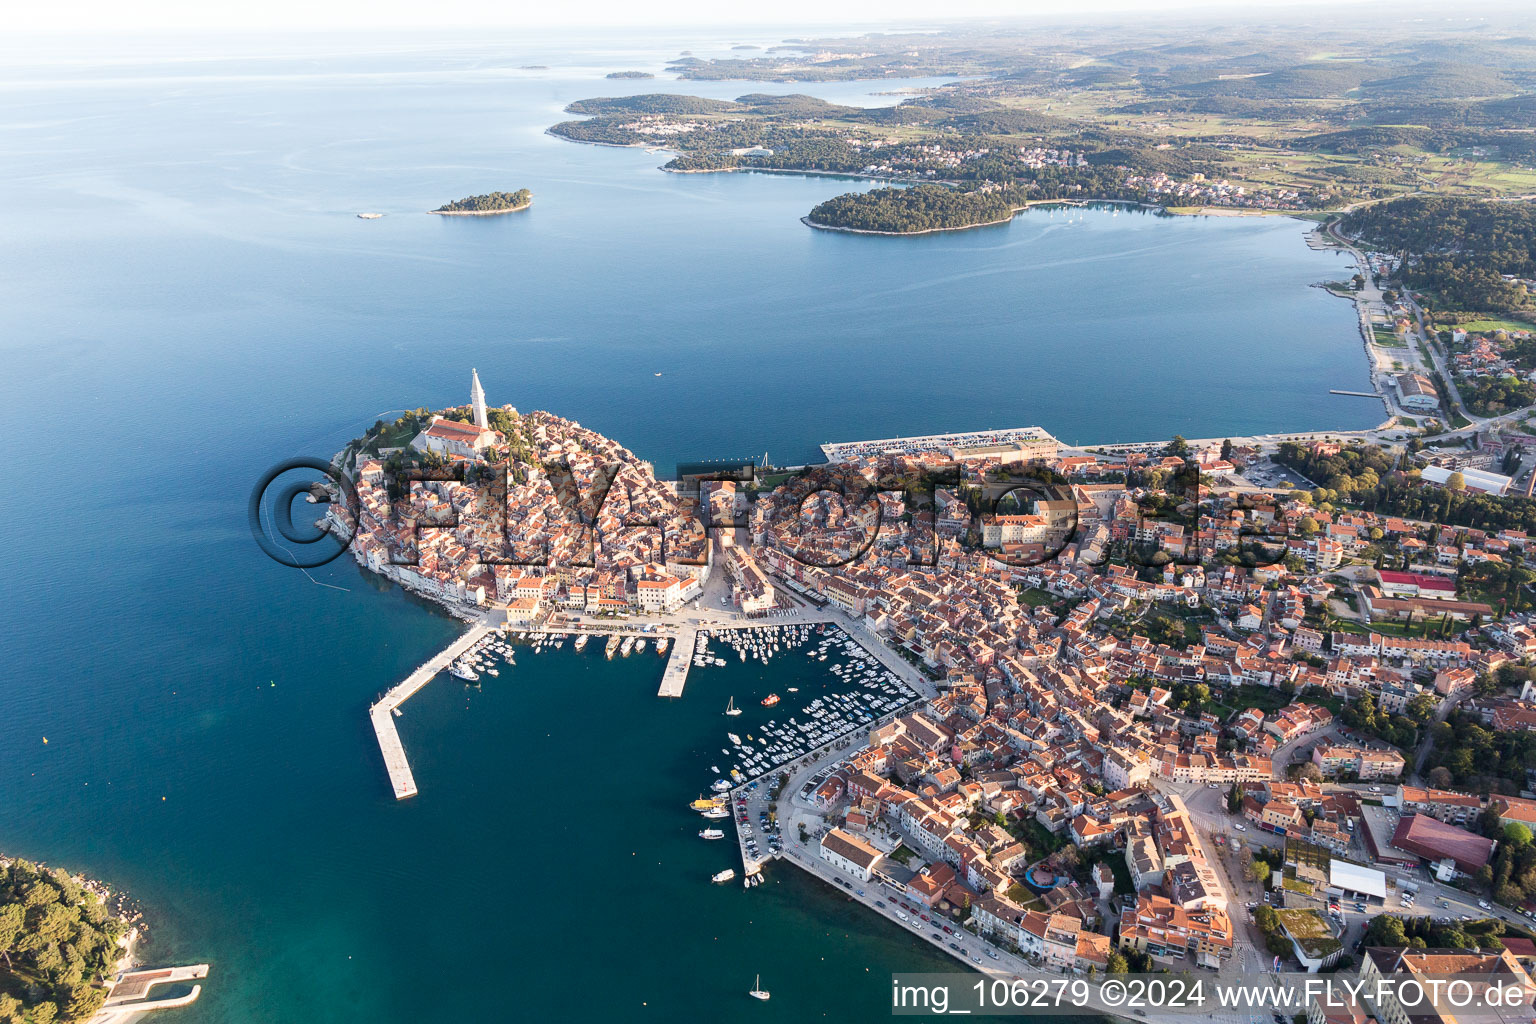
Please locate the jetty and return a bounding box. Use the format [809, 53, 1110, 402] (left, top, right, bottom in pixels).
[91, 963, 210, 1023]
[371, 622, 493, 799]
[658, 623, 695, 697]
[1330, 389, 1380, 399]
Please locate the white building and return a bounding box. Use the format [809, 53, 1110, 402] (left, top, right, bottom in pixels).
[819, 828, 884, 881]
[1420, 464, 1512, 496]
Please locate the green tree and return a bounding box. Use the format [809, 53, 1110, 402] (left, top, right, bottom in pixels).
[1364, 914, 1408, 947]
[1505, 822, 1533, 847]
[0, 903, 21, 968]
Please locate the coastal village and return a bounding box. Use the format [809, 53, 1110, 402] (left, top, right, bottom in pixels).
[328, 368, 1536, 1020]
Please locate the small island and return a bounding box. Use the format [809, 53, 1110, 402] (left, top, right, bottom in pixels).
[605, 71, 654, 79]
[804, 185, 1023, 236]
[430, 190, 532, 216]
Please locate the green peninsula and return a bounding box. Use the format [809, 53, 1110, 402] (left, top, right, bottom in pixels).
[550, 21, 1536, 227]
[431, 190, 532, 215]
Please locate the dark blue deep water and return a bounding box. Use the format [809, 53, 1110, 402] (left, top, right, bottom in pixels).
[0, 29, 1375, 1023]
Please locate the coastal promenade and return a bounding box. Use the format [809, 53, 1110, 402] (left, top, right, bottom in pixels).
[658, 623, 695, 697]
[370, 622, 493, 800]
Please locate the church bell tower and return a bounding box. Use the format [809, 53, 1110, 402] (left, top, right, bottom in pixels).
[470, 368, 488, 430]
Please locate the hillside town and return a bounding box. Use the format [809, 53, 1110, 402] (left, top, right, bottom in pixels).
[336, 375, 1536, 1016]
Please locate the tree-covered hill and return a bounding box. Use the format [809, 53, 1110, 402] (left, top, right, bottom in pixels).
[0, 858, 129, 1023]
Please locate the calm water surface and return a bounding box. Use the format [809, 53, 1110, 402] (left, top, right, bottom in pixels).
[0, 29, 1373, 1023]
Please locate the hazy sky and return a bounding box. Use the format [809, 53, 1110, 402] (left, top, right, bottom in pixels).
[11, 0, 1372, 34]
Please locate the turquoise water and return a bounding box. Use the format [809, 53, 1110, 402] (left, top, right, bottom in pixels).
[0, 29, 1376, 1023]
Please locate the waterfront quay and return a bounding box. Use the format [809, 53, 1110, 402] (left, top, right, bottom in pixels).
[658, 623, 695, 697]
[370, 622, 493, 799]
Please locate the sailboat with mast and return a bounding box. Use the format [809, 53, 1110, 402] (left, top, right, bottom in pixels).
[748, 974, 770, 1001]
[724, 696, 742, 717]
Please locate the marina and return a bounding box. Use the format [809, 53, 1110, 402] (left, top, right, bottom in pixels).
[674, 622, 928, 884]
[692, 624, 921, 783]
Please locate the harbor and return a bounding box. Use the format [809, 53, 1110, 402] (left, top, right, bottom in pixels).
[697, 624, 920, 784]
[678, 622, 927, 884]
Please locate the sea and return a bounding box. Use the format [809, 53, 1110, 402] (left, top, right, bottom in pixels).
[0, 27, 1376, 1023]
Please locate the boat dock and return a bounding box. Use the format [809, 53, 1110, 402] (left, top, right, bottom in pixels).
[1330, 389, 1380, 398]
[92, 963, 210, 1023]
[658, 623, 695, 698]
[370, 622, 493, 800]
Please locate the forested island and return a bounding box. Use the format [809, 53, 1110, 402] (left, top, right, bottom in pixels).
[0, 857, 131, 1023]
[605, 71, 654, 79]
[430, 190, 532, 215]
[805, 185, 1024, 235]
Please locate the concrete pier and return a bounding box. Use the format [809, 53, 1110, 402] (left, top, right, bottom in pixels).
[371, 622, 493, 800]
[658, 624, 695, 697]
[91, 963, 210, 1023]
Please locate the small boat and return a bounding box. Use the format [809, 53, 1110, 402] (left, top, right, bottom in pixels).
[391, 707, 402, 718]
[449, 660, 479, 681]
[656, 636, 669, 654]
[605, 636, 620, 659]
[725, 697, 742, 717]
[356, 212, 383, 219]
[787, 687, 798, 693]
[761, 694, 780, 707]
[690, 795, 725, 811]
[654, 372, 663, 377]
[749, 975, 770, 1001]
[700, 806, 730, 819]
[711, 765, 720, 773]
[699, 829, 725, 840]
[713, 869, 736, 883]
[574, 634, 589, 651]
[711, 779, 732, 793]
[728, 733, 742, 745]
